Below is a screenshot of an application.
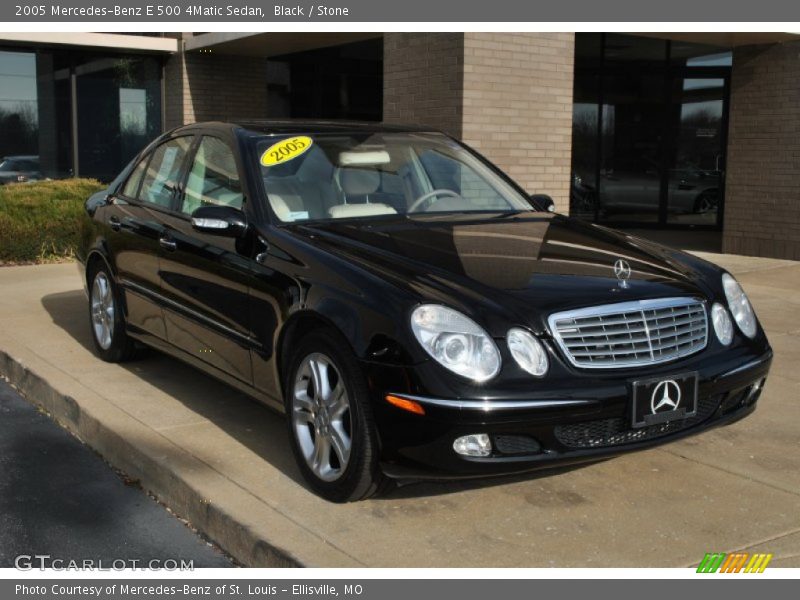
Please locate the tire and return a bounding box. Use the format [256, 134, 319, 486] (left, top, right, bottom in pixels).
[693, 190, 718, 214]
[88, 264, 137, 363]
[284, 328, 388, 502]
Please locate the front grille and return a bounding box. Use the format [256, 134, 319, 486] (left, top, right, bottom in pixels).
[549, 297, 708, 369]
[554, 393, 721, 449]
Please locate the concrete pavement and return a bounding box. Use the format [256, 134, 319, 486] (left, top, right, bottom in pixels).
[0, 255, 798, 567]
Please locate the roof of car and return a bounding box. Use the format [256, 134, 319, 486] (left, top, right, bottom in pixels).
[173, 119, 439, 136]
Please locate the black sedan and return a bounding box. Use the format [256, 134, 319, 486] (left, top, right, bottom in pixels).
[76, 121, 772, 502]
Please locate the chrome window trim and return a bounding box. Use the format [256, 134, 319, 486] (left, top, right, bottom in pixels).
[548, 297, 709, 370]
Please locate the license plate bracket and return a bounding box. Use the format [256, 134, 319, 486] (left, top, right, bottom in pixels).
[631, 372, 699, 428]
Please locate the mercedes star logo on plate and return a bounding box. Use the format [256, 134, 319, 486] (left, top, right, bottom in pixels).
[651, 379, 682, 414]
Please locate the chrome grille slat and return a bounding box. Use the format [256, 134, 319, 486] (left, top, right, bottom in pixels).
[647, 315, 705, 331]
[548, 297, 708, 369]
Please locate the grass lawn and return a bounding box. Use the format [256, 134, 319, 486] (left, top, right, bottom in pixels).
[0, 179, 105, 265]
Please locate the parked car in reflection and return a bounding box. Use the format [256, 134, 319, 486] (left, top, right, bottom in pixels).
[77, 121, 770, 502]
[0, 155, 42, 185]
[599, 167, 719, 214]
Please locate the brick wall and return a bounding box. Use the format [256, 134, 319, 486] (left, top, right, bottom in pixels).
[383, 33, 575, 211]
[462, 33, 574, 211]
[724, 41, 800, 260]
[164, 43, 268, 129]
[383, 33, 464, 137]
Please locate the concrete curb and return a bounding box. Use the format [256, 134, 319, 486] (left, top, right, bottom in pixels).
[0, 347, 307, 567]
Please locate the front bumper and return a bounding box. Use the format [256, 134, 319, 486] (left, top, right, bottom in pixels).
[366, 349, 772, 480]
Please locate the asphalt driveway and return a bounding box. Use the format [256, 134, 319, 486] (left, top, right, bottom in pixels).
[0, 379, 232, 568]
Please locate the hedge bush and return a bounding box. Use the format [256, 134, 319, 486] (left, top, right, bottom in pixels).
[0, 178, 105, 264]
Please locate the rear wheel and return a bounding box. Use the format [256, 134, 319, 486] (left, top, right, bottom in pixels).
[284, 329, 388, 502]
[88, 265, 137, 362]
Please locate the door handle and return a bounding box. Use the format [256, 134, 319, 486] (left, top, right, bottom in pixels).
[108, 216, 121, 231]
[159, 236, 177, 252]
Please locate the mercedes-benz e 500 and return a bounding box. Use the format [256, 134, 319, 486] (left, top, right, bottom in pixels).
[76, 121, 772, 502]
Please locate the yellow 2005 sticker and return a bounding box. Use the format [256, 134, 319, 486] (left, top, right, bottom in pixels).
[260, 136, 313, 166]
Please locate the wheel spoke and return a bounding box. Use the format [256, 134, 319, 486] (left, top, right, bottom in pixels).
[293, 407, 314, 425]
[329, 423, 351, 467]
[308, 357, 331, 402]
[292, 386, 315, 413]
[329, 382, 348, 419]
[311, 435, 331, 476]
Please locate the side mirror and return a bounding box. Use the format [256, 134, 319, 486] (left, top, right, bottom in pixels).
[530, 194, 556, 213]
[191, 205, 248, 237]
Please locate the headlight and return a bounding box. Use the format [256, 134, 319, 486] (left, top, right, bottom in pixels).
[722, 273, 757, 338]
[507, 328, 549, 377]
[410, 305, 501, 382]
[711, 303, 733, 345]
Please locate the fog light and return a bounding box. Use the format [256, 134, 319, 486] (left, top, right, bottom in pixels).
[453, 434, 492, 457]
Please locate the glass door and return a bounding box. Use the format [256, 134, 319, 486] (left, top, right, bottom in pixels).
[570, 34, 732, 230]
[665, 76, 727, 226]
[596, 73, 666, 224]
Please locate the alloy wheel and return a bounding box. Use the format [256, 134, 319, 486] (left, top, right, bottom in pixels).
[91, 271, 115, 350]
[291, 353, 352, 482]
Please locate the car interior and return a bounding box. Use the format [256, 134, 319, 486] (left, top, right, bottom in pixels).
[261, 137, 514, 222]
[264, 145, 405, 221]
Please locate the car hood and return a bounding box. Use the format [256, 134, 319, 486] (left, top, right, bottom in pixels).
[288, 212, 715, 335]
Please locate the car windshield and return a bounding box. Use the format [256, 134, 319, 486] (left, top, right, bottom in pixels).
[0, 159, 20, 172]
[255, 132, 534, 223]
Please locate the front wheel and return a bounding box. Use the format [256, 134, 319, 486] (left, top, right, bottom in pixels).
[694, 190, 718, 214]
[285, 329, 388, 502]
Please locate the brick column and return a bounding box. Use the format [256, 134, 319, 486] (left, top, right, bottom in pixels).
[462, 33, 574, 212]
[724, 41, 800, 260]
[383, 32, 575, 211]
[383, 33, 464, 137]
[164, 40, 269, 129]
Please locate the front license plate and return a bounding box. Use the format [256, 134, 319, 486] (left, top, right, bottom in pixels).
[631, 372, 698, 428]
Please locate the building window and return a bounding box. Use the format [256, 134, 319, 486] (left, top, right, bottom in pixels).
[76, 55, 162, 182]
[265, 38, 383, 121]
[0, 50, 39, 163]
[570, 34, 732, 229]
[0, 47, 163, 183]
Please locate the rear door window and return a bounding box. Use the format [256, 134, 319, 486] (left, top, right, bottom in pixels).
[121, 154, 148, 198]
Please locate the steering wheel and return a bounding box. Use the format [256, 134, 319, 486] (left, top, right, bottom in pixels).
[408, 189, 463, 213]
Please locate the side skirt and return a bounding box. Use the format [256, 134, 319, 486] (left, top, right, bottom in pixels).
[126, 328, 285, 415]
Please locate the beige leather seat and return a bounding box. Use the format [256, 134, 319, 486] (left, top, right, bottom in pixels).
[328, 168, 397, 219]
[266, 178, 328, 221]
